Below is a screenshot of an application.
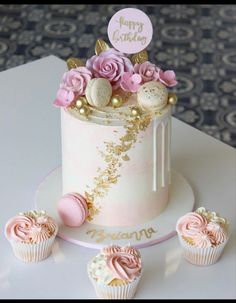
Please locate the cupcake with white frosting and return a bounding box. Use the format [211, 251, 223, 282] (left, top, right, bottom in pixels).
[176, 207, 229, 266]
[5, 210, 58, 262]
[87, 244, 142, 299]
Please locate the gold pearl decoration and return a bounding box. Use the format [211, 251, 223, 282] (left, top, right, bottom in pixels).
[74, 97, 91, 118]
[130, 106, 141, 118]
[75, 96, 88, 108]
[111, 95, 123, 108]
[79, 105, 90, 117]
[168, 93, 178, 105]
[75, 99, 83, 109]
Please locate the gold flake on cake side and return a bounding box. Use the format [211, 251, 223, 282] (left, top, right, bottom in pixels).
[85, 112, 151, 221]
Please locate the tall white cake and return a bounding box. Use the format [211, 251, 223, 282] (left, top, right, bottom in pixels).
[53, 39, 178, 228]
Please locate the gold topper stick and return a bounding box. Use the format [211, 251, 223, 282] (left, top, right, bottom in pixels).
[95, 39, 110, 55]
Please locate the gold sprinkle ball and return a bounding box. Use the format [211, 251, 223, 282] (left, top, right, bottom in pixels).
[76, 99, 83, 109]
[168, 92, 178, 105]
[75, 96, 88, 109]
[111, 95, 123, 108]
[130, 106, 141, 118]
[79, 105, 90, 117]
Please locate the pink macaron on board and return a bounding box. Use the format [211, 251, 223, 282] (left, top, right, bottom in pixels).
[57, 192, 88, 227]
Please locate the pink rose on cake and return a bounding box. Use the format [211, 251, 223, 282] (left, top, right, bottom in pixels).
[134, 61, 160, 83]
[158, 69, 178, 87]
[134, 61, 177, 88]
[54, 67, 92, 107]
[86, 48, 134, 90]
[120, 72, 142, 93]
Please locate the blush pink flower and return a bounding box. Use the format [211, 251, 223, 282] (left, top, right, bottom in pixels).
[120, 72, 142, 93]
[86, 48, 134, 90]
[53, 66, 92, 107]
[159, 70, 177, 87]
[134, 61, 160, 83]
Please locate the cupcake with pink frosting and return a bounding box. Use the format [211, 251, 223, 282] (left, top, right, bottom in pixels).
[87, 244, 143, 299]
[5, 210, 58, 262]
[176, 207, 229, 266]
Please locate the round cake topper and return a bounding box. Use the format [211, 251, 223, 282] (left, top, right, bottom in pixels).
[107, 8, 153, 54]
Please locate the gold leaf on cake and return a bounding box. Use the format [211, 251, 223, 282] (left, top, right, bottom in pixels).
[122, 154, 130, 161]
[131, 50, 148, 64]
[85, 110, 152, 221]
[66, 58, 85, 70]
[95, 39, 110, 55]
[182, 236, 195, 246]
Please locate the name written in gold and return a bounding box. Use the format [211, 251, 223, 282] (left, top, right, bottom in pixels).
[86, 227, 157, 243]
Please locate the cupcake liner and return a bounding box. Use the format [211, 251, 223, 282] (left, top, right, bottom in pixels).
[178, 234, 229, 266]
[8, 226, 58, 263]
[88, 263, 142, 299]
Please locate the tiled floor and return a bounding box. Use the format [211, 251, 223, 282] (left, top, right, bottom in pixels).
[0, 4, 235, 148]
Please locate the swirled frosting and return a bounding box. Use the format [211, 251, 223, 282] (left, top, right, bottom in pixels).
[206, 222, 228, 244]
[5, 215, 35, 243]
[106, 252, 141, 282]
[192, 230, 215, 248]
[177, 207, 229, 247]
[102, 245, 121, 255]
[29, 224, 52, 243]
[88, 245, 142, 284]
[121, 245, 141, 258]
[5, 210, 58, 244]
[176, 212, 208, 237]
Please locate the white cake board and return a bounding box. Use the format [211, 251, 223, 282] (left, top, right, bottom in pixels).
[34, 167, 194, 250]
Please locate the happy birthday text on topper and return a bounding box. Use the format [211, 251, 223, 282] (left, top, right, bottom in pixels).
[108, 8, 153, 54]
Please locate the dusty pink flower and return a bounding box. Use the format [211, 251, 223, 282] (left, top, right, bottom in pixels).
[134, 61, 160, 83]
[159, 70, 177, 87]
[62, 67, 92, 94]
[86, 48, 133, 90]
[53, 66, 92, 107]
[120, 72, 142, 93]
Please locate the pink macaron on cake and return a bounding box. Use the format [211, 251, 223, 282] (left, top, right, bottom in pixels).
[5, 210, 58, 262]
[176, 207, 229, 266]
[57, 192, 89, 227]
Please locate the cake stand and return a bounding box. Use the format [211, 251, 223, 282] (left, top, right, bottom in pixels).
[34, 167, 194, 249]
